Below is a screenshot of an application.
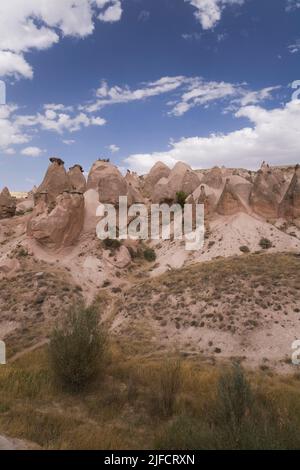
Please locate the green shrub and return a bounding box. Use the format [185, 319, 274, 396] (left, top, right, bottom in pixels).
[215, 363, 253, 434]
[151, 359, 182, 417]
[103, 238, 121, 250]
[239, 245, 250, 253]
[144, 248, 156, 262]
[176, 191, 188, 208]
[259, 238, 272, 250]
[49, 306, 106, 392]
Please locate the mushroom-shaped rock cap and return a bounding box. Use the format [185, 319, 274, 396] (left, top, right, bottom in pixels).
[50, 157, 65, 166]
[69, 164, 84, 173]
[35, 158, 71, 205]
[68, 165, 87, 193]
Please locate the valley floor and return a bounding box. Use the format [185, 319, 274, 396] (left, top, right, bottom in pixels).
[1, 344, 300, 450]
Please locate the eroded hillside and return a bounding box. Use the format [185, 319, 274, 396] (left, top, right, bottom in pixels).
[111, 253, 300, 370]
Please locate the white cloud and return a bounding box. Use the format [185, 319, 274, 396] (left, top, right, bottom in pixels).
[21, 146, 44, 157]
[0, 1, 123, 79]
[185, 0, 244, 30]
[98, 1, 122, 22]
[169, 79, 238, 116]
[238, 86, 281, 106]
[63, 139, 76, 145]
[0, 51, 33, 79]
[288, 39, 300, 54]
[85, 76, 187, 112]
[15, 106, 106, 134]
[0, 100, 105, 154]
[0, 105, 29, 150]
[107, 144, 120, 153]
[286, 0, 300, 11]
[84, 76, 278, 116]
[124, 100, 300, 173]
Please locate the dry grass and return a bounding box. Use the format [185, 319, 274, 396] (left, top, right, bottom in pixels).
[0, 342, 300, 449]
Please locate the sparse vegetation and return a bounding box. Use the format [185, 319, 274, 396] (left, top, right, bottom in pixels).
[259, 238, 272, 250]
[103, 238, 121, 250]
[49, 306, 106, 392]
[150, 359, 182, 417]
[176, 191, 188, 208]
[214, 363, 254, 434]
[239, 245, 250, 253]
[143, 247, 156, 262]
[1, 350, 300, 449]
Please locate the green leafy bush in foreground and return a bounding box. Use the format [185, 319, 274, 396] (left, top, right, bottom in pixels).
[49, 306, 106, 392]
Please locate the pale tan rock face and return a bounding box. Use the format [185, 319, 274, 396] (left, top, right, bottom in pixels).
[182, 169, 201, 196]
[27, 191, 84, 249]
[0, 187, 16, 219]
[279, 165, 300, 220]
[216, 179, 247, 216]
[35, 158, 71, 206]
[249, 164, 283, 218]
[197, 185, 215, 216]
[0, 256, 20, 277]
[68, 165, 87, 193]
[87, 161, 127, 205]
[143, 162, 171, 197]
[152, 162, 199, 203]
[127, 183, 144, 205]
[202, 167, 223, 189]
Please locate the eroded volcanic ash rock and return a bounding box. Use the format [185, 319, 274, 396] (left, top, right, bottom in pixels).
[152, 162, 200, 203]
[216, 178, 247, 216]
[143, 162, 171, 197]
[34, 157, 71, 206]
[279, 164, 300, 220]
[0, 187, 16, 219]
[68, 164, 87, 193]
[87, 160, 128, 205]
[27, 191, 84, 249]
[249, 162, 284, 219]
[201, 166, 223, 189]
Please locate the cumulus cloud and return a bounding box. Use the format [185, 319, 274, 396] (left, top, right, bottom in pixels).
[107, 144, 120, 153]
[98, 0, 122, 22]
[0, 51, 33, 79]
[0, 1, 123, 79]
[0, 101, 105, 154]
[185, 0, 245, 30]
[0, 105, 29, 151]
[124, 100, 300, 173]
[15, 105, 106, 134]
[21, 146, 44, 157]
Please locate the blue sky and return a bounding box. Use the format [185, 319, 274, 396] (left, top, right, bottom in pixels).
[0, 0, 300, 190]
